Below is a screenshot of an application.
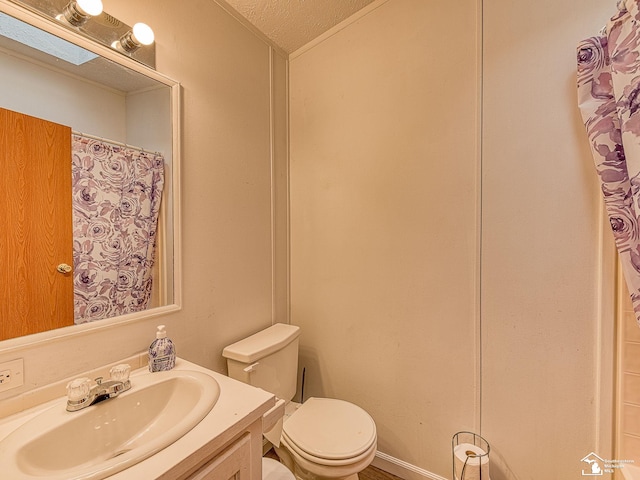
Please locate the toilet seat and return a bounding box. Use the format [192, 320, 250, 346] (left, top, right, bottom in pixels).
[282, 397, 377, 466]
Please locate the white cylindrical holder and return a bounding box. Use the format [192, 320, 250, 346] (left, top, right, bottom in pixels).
[452, 431, 490, 480]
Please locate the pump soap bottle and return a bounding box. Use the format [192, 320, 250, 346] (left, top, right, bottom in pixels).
[149, 325, 176, 372]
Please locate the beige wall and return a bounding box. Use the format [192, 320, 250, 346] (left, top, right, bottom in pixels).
[481, 0, 614, 478]
[0, 0, 288, 395]
[0, 51, 128, 139]
[290, 0, 614, 479]
[290, 0, 479, 477]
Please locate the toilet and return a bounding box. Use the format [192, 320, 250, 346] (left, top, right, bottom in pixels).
[263, 457, 296, 480]
[222, 323, 377, 480]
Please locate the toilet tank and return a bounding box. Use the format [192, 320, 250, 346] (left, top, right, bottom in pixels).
[222, 323, 300, 401]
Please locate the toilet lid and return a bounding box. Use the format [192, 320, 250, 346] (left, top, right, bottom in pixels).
[282, 397, 376, 461]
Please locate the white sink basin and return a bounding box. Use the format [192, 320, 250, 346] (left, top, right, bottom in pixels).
[0, 369, 220, 480]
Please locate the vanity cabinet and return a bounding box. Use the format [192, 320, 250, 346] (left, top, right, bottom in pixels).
[157, 404, 265, 480]
[186, 433, 251, 480]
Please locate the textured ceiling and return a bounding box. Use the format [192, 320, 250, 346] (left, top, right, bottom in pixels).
[222, 0, 379, 53]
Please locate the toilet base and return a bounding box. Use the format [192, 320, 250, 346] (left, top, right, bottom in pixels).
[273, 445, 364, 480]
[292, 471, 358, 480]
[293, 465, 359, 480]
[293, 464, 359, 480]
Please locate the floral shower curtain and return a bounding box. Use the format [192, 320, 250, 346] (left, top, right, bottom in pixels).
[71, 135, 165, 323]
[577, 0, 640, 324]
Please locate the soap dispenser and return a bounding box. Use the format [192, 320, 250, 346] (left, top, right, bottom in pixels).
[148, 325, 176, 372]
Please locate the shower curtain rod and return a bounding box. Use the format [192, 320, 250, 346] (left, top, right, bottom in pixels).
[72, 131, 162, 155]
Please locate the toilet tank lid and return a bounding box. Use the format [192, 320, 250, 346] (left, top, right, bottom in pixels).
[222, 323, 300, 363]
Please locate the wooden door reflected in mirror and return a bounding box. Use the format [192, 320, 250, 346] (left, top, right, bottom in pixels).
[0, 107, 74, 340]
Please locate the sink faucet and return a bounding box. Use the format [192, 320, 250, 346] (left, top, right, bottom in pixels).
[66, 364, 131, 412]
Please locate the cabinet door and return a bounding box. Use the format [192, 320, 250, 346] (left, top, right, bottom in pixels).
[0, 108, 73, 340]
[189, 434, 252, 480]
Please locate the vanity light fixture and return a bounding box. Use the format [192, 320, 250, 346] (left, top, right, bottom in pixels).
[112, 22, 154, 53]
[8, 0, 157, 68]
[57, 0, 102, 27]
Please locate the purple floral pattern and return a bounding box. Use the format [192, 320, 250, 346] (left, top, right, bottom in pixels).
[578, 0, 640, 323]
[72, 135, 165, 323]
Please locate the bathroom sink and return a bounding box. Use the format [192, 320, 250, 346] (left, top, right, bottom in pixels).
[0, 369, 220, 480]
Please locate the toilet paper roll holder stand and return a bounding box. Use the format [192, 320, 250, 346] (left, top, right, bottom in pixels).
[452, 431, 490, 480]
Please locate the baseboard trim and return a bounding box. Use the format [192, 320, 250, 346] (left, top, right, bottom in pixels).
[372, 451, 447, 480]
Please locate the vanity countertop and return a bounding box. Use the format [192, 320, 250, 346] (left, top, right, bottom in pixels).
[0, 358, 275, 479]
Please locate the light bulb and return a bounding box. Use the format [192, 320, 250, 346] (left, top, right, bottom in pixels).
[132, 23, 154, 46]
[76, 0, 103, 17]
[58, 0, 102, 26]
[112, 22, 155, 53]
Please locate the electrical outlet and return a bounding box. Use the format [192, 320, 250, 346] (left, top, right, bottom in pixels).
[0, 359, 24, 392]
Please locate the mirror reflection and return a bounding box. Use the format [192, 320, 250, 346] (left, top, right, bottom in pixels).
[0, 10, 176, 340]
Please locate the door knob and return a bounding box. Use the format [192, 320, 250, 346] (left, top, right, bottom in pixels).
[57, 263, 72, 274]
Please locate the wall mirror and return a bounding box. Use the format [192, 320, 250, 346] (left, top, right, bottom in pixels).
[0, 0, 181, 345]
